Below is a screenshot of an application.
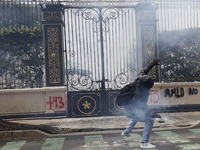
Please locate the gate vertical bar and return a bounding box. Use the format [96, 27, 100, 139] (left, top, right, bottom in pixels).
[42, 4, 65, 86]
[135, 3, 160, 82]
[99, 8, 105, 91]
[99, 8, 109, 115]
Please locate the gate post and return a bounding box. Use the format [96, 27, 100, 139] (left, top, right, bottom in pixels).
[135, 3, 160, 82]
[42, 4, 65, 86]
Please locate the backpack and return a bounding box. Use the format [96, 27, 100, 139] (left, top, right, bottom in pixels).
[116, 78, 140, 107]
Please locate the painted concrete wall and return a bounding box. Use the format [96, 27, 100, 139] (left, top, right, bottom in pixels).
[147, 82, 200, 106]
[0, 82, 200, 115]
[0, 87, 66, 114]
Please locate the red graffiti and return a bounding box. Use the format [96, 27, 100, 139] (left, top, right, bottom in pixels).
[149, 90, 159, 103]
[47, 97, 53, 109]
[58, 96, 64, 108]
[47, 96, 64, 109]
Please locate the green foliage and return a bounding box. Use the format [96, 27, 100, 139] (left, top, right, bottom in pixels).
[0, 23, 44, 89]
[0, 2, 42, 28]
[159, 28, 200, 82]
[0, 2, 42, 88]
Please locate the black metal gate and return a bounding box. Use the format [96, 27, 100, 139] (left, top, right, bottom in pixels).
[64, 6, 139, 117]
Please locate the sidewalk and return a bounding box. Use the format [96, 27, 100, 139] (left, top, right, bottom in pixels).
[8, 112, 200, 129]
[1, 111, 200, 139]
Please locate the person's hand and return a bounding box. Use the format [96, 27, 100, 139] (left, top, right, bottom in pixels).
[152, 59, 160, 65]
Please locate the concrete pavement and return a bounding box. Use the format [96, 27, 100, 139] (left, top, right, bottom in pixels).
[1, 111, 200, 139]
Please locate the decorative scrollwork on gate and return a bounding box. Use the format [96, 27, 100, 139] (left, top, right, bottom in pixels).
[71, 8, 82, 16]
[144, 26, 156, 79]
[115, 73, 128, 88]
[71, 8, 101, 41]
[102, 8, 120, 22]
[101, 8, 128, 37]
[70, 8, 129, 41]
[44, 12, 61, 21]
[114, 68, 138, 88]
[82, 9, 100, 23]
[47, 27, 61, 84]
[68, 71, 93, 91]
[71, 8, 100, 24]
[102, 8, 128, 30]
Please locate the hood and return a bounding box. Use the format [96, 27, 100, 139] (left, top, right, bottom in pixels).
[139, 75, 154, 89]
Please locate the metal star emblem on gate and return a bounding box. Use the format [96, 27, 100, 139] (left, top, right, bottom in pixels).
[83, 101, 91, 109]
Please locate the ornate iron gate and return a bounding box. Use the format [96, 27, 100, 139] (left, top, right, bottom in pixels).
[41, 2, 160, 117]
[64, 6, 140, 117]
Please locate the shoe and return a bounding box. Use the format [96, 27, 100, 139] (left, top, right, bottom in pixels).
[140, 142, 156, 149]
[121, 131, 131, 137]
[152, 112, 162, 118]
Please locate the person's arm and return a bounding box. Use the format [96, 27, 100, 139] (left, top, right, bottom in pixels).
[138, 59, 160, 77]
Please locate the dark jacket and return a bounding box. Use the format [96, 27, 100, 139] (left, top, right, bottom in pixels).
[116, 59, 160, 109]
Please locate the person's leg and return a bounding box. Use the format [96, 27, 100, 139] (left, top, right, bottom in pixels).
[122, 109, 138, 135]
[133, 110, 156, 148]
[141, 116, 154, 143]
[123, 119, 137, 134]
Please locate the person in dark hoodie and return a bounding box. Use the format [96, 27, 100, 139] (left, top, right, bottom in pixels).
[119, 59, 161, 149]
